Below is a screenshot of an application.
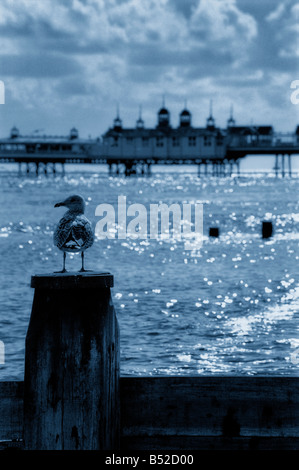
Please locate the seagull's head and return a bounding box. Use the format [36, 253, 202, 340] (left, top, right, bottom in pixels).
[55, 194, 85, 214]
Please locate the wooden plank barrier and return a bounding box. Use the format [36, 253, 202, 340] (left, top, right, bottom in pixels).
[0, 377, 299, 450]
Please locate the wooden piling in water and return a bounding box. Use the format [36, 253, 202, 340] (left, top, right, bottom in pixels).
[23, 272, 120, 451]
[209, 227, 219, 238]
[262, 221, 273, 239]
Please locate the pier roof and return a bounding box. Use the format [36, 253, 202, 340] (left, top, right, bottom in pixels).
[0, 135, 93, 144]
[103, 126, 222, 139]
[227, 125, 273, 135]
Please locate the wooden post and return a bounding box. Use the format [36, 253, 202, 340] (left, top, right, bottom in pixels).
[23, 272, 120, 450]
[262, 221, 273, 239]
[209, 227, 219, 237]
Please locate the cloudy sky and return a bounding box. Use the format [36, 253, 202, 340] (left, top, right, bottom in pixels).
[0, 0, 299, 138]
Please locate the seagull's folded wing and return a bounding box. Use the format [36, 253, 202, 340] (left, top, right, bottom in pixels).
[54, 217, 73, 248]
[71, 217, 94, 249]
[54, 214, 94, 250]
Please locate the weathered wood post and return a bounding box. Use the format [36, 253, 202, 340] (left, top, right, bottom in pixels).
[23, 272, 120, 450]
[209, 227, 219, 238]
[262, 221, 273, 239]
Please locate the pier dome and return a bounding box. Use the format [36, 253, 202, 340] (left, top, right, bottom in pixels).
[111, 103, 123, 132]
[113, 115, 122, 132]
[227, 105, 235, 128]
[227, 116, 235, 128]
[10, 126, 20, 139]
[136, 106, 144, 129]
[180, 108, 191, 127]
[70, 127, 79, 139]
[136, 116, 144, 129]
[157, 106, 170, 128]
[206, 100, 216, 130]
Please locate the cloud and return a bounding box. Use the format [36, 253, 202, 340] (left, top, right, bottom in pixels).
[190, 0, 257, 44]
[0, 54, 82, 78]
[266, 3, 286, 22]
[0, 0, 297, 135]
[54, 76, 97, 96]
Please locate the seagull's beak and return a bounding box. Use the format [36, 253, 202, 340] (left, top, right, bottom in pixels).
[54, 201, 65, 208]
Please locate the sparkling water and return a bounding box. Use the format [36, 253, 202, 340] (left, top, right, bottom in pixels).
[0, 166, 298, 379]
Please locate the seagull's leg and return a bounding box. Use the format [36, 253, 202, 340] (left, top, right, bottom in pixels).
[62, 252, 67, 273]
[79, 251, 86, 272]
[79, 251, 92, 272]
[55, 252, 67, 273]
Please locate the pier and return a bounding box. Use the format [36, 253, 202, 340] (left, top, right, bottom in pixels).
[0, 272, 299, 451]
[0, 128, 298, 177]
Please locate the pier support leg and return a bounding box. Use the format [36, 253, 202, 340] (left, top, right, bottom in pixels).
[147, 163, 152, 176]
[275, 155, 279, 178]
[205, 162, 208, 176]
[23, 273, 120, 450]
[125, 161, 137, 176]
[288, 154, 292, 178]
[281, 154, 285, 178]
[197, 163, 201, 177]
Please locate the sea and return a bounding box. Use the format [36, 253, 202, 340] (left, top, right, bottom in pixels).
[0, 163, 298, 380]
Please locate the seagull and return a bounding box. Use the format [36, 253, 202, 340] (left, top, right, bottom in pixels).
[54, 194, 94, 273]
